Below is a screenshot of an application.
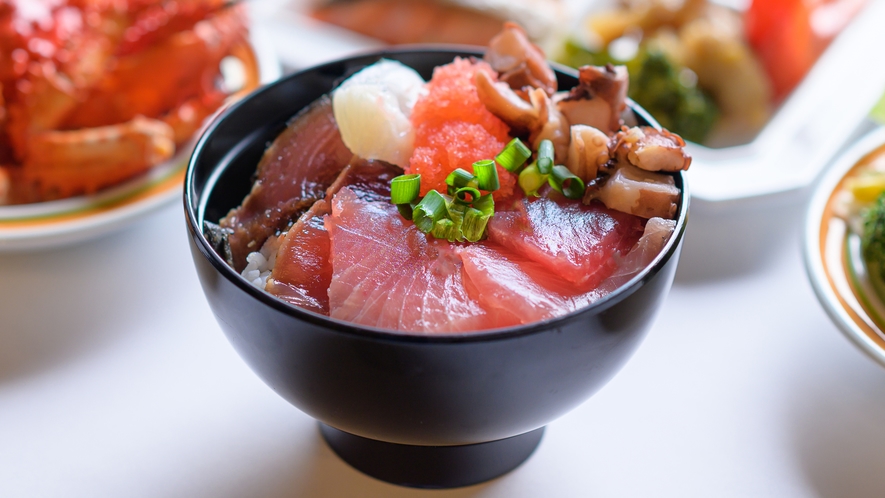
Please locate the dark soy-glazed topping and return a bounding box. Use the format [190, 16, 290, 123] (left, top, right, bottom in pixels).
[221, 95, 354, 270]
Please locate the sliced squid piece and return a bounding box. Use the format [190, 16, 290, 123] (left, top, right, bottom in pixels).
[558, 64, 628, 134]
[566, 124, 610, 182]
[590, 163, 680, 219]
[612, 126, 692, 173]
[484, 22, 557, 96]
[474, 70, 544, 132]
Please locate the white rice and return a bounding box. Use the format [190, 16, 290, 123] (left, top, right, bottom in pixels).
[241, 234, 281, 290]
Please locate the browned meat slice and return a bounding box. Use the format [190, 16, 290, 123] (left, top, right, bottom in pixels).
[267, 159, 401, 315]
[221, 95, 354, 270]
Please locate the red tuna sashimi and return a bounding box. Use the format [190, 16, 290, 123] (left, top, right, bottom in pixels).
[221, 95, 354, 270]
[461, 244, 606, 325]
[326, 187, 492, 333]
[488, 195, 645, 288]
[267, 160, 401, 314]
[266, 202, 331, 314]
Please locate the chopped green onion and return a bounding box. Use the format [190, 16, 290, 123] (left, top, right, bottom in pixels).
[537, 140, 554, 175]
[454, 186, 481, 204]
[397, 203, 415, 220]
[413, 190, 449, 233]
[495, 138, 532, 172]
[518, 162, 548, 197]
[391, 174, 421, 204]
[462, 207, 493, 242]
[472, 159, 500, 191]
[445, 168, 477, 190]
[472, 193, 494, 216]
[548, 165, 586, 199]
[437, 205, 470, 242]
[431, 218, 461, 242]
[462, 194, 495, 242]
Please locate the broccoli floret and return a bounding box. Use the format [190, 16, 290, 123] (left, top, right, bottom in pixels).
[627, 48, 718, 144]
[862, 193, 885, 280]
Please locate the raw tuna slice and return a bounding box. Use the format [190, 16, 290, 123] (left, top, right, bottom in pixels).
[221, 95, 355, 270]
[594, 217, 676, 295]
[461, 244, 607, 324]
[265, 202, 332, 314]
[326, 187, 492, 332]
[488, 195, 645, 288]
[267, 160, 401, 315]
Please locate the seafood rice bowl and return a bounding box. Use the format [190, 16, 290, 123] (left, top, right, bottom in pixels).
[209, 23, 691, 334]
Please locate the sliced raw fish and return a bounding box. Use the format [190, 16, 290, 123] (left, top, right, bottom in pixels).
[326, 187, 492, 333]
[221, 95, 354, 270]
[488, 195, 645, 288]
[594, 217, 676, 294]
[461, 244, 606, 325]
[266, 202, 332, 314]
[267, 160, 401, 315]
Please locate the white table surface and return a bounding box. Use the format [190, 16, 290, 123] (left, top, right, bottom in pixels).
[3, 181, 885, 498]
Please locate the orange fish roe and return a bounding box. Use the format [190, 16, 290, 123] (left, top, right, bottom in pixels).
[407, 58, 517, 199]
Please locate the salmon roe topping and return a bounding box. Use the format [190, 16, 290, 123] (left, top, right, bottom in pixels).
[407, 58, 516, 199]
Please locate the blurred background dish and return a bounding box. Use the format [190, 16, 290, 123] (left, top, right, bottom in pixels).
[0, 1, 280, 250]
[806, 126, 885, 368]
[253, 0, 885, 207]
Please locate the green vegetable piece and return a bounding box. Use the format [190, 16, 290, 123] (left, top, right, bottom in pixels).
[496, 138, 532, 172]
[445, 168, 477, 190]
[462, 195, 495, 242]
[397, 203, 415, 220]
[471, 193, 494, 216]
[518, 162, 548, 197]
[431, 218, 461, 242]
[473, 159, 500, 191]
[537, 140, 554, 175]
[413, 190, 449, 233]
[454, 186, 481, 204]
[863, 193, 885, 283]
[548, 165, 586, 199]
[390, 174, 421, 204]
[626, 47, 718, 144]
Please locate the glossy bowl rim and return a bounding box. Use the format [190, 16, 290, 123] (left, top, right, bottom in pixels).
[804, 125, 885, 367]
[185, 45, 690, 344]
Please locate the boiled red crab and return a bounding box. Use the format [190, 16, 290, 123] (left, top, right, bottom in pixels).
[0, 0, 258, 203]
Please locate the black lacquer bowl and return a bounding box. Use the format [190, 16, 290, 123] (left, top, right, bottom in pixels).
[184, 48, 689, 489]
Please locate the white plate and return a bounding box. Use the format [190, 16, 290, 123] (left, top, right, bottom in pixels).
[0, 26, 281, 252]
[689, 0, 885, 209]
[255, 0, 885, 209]
[805, 126, 885, 368]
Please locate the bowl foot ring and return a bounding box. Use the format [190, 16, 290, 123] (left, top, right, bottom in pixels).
[319, 423, 545, 489]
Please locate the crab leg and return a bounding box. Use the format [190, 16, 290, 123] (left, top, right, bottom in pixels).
[22, 116, 174, 198]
